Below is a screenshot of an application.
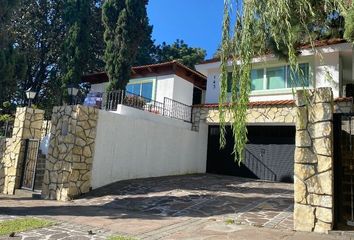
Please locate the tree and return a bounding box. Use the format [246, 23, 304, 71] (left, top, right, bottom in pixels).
[0, 0, 26, 105]
[87, 0, 106, 72]
[102, 0, 151, 90]
[11, 0, 66, 107]
[220, 0, 351, 163]
[61, 0, 91, 98]
[155, 40, 206, 69]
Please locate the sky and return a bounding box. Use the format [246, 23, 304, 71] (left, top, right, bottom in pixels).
[147, 1, 224, 59]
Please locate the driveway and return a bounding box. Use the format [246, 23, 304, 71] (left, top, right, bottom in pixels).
[1, 174, 351, 239]
[0, 174, 298, 239]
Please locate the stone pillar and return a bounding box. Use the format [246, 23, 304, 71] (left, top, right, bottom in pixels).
[0, 107, 44, 194]
[42, 105, 98, 201]
[294, 88, 334, 233]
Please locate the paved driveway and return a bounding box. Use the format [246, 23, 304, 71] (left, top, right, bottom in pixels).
[0, 174, 297, 239]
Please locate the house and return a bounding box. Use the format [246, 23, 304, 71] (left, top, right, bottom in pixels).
[194, 38, 354, 183]
[83, 60, 207, 107]
[80, 39, 353, 184]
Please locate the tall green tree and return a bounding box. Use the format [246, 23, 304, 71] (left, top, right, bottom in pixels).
[155, 39, 206, 69]
[12, 0, 66, 107]
[61, 0, 91, 97]
[0, 0, 26, 105]
[102, 0, 151, 90]
[87, 0, 105, 72]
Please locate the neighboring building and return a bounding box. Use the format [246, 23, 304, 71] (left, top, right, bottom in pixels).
[82, 61, 207, 106]
[194, 39, 354, 183]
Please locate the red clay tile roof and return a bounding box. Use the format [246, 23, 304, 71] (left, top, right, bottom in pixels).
[199, 38, 348, 65]
[82, 60, 207, 90]
[194, 97, 353, 108]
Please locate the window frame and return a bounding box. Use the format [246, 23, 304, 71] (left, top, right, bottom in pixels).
[126, 77, 156, 100]
[250, 61, 312, 94]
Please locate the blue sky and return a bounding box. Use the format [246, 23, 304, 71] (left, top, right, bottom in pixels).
[147, 1, 224, 59]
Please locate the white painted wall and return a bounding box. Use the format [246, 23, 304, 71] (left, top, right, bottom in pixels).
[89, 74, 194, 106]
[197, 44, 352, 103]
[172, 75, 194, 106]
[314, 52, 340, 98]
[155, 75, 174, 103]
[91, 110, 208, 189]
[115, 105, 191, 129]
[90, 83, 107, 93]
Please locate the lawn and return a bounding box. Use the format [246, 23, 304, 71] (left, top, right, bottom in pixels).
[0, 218, 54, 236]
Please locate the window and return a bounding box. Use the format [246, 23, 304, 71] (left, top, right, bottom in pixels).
[227, 72, 240, 93]
[141, 82, 153, 99]
[251, 69, 264, 90]
[227, 72, 232, 93]
[267, 66, 286, 90]
[126, 80, 154, 99]
[287, 63, 310, 88]
[224, 63, 310, 93]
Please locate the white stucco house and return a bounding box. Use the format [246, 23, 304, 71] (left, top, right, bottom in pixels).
[193, 38, 354, 183]
[196, 38, 354, 103]
[83, 60, 207, 107]
[80, 39, 353, 187]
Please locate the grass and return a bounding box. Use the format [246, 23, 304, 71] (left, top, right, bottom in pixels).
[0, 218, 54, 236]
[108, 236, 137, 240]
[225, 218, 235, 225]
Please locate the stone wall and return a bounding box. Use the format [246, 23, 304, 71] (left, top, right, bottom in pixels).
[192, 104, 296, 130]
[0, 137, 8, 190]
[0, 108, 44, 194]
[294, 88, 334, 233]
[192, 99, 352, 130]
[42, 105, 98, 201]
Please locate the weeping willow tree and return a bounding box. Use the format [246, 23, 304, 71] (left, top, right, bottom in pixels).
[220, 0, 353, 164]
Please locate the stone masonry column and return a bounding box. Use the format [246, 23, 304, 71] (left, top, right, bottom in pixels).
[42, 105, 98, 201]
[294, 87, 334, 233]
[0, 107, 44, 194]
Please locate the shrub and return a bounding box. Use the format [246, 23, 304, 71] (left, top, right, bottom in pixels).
[123, 95, 146, 109]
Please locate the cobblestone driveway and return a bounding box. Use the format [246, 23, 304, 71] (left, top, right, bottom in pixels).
[0, 174, 295, 239]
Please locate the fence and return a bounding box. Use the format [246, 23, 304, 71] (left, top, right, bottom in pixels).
[102, 90, 192, 123]
[0, 121, 13, 138]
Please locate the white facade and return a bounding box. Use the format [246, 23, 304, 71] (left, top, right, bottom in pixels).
[90, 74, 196, 106]
[91, 109, 208, 189]
[196, 43, 354, 103]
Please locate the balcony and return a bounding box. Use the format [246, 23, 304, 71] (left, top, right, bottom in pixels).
[84, 90, 192, 123]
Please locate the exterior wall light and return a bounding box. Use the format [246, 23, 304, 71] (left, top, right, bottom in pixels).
[25, 87, 36, 107]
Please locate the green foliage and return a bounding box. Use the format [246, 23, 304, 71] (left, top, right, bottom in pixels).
[102, 0, 150, 90]
[155, 39, 206, 69]
[0, 218, 54, 236]
[0, 114, 13, 123]
[220, 0, 351, 164]
[0, 0, 26, 105]
[344, 6, 354, 42]
[61, 0, 91, 88]
[12, 0, 66, 107]
[123, 95, 146, 109]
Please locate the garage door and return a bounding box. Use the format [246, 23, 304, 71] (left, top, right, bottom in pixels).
[207, 125, 295, 183]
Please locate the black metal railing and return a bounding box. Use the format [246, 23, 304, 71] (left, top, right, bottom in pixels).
[21, 139, 40, 190]
[244, 148, 277, 181]
[101, 90, 192, 123]
[0, 120, 13, 138]
[164, 97, 192, 122]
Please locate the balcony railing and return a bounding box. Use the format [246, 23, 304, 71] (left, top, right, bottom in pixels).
[100, 90, 192, 123]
